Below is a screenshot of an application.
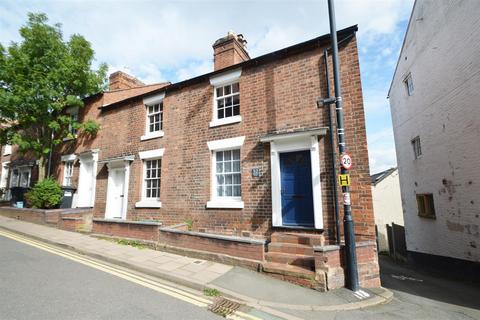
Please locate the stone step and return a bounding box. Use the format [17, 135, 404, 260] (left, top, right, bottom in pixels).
[270, 232, 324, 246]
[265, 252, 315, 270]
[267, 242, 314, 255]
[262, 262, 316, 279]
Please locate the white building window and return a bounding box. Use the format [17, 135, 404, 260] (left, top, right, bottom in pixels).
[144, 159, 161, 199]
[215, 149, 241, 197]
[412, 136, 422, 159]
[3, 144, 12, 156]
[0, 162, 10, 189]
[207, 136, 245, 209]
[136, 148, 164, 208]
[63, 161, 74, 187]
[141, 93, 165, 141]
[215, 83, 240, 120]
[66, 107, 79, 137]
[209, 69, 242, 127]
[10, 166, 31, 188]
[147, 103, 163, 133]
[404, 73, 414, 96]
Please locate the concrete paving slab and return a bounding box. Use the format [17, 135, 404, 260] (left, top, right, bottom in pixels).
[205, 263, 233, 274]
[210, 267, 348, 306]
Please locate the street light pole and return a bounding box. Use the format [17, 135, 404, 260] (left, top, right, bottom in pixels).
[327, 0, 359, 291]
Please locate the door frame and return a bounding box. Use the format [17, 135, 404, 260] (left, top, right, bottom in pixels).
[77, 149, 99, 207]
[105, 157, 132, 220]
[262, 132, 324, 229]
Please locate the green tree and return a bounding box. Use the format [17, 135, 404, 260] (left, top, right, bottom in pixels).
[0, 13, 107, 180]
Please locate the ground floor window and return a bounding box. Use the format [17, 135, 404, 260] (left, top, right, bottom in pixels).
[10, 166, 31, 188]
[63, 161, 74, 187]
[144, 159, 161, 199]
[215, 149, 241, 197]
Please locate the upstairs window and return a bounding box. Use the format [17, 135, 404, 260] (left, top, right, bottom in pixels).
[141, 93, 165, 141]
[404, 73, 414, 96]
[411, 136, 422, 159]
[64, 107, 79, 140]
[209, 69, 242, 127]
[147, 103, 163, 133]
[3, 144, 12, 156]
[216, 83, 240, 120]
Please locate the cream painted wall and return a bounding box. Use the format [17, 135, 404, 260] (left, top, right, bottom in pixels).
[389, 0, 480, 262]
[372, 169, 404, 252]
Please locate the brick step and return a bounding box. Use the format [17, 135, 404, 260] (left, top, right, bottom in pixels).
[270, 232, 324, 246]
[267, 242, 314, 255]
[265, 252, 315, 270]
[262, 262, 316, 279]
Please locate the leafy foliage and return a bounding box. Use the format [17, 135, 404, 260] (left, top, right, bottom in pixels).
[25, 177, 62, 209]
[81, 119, 101, 136]
[0, 13, 107, 177]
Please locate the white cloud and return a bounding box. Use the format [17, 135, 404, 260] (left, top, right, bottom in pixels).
[0, 0, 413, 174]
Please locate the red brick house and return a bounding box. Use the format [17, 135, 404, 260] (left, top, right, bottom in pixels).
[1, 25, 379, 290]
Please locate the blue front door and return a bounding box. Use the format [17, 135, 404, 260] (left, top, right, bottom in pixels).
[280, 150, 314, 227]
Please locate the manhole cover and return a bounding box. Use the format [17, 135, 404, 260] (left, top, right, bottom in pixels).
[208, 297, 241, 317]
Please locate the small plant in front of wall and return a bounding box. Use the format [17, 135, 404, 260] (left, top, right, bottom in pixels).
[185, 218, 193, 231]
[115, 239, 146, 250]
[203, 287, 221, 297]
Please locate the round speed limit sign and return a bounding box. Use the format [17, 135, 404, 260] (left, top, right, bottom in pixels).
[341, 153, 353, 170]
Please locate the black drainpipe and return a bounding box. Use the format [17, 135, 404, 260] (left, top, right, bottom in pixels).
[323, 48, 341, 245]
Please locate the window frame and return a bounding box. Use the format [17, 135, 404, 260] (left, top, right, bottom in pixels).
[136, 148, 165, 208]
[141, 93, 165, 141]
[416, 193, 436, 219]
[3, 144, 12, 156]
[64, 107, 79, 141]
[63, 161, 74, 187]
[404, 73, 414, 96]
[206, 136, 245, 209]
[209, 69, 242, 128]
[411, 136, 422, 159]
[10, 166, 31, 188]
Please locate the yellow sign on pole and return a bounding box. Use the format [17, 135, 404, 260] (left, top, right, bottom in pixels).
[338, 174, 351, 187]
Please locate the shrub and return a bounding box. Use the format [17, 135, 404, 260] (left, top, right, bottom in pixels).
[25, 178, 62, 209]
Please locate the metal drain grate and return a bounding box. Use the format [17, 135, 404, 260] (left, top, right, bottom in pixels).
[208, 297, 241, 317]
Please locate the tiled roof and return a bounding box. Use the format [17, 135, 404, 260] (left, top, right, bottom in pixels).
[102, 82, 170, 108]
[371, 167, 397, 186]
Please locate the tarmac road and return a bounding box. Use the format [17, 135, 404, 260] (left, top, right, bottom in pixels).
[0, 235, 221, 320]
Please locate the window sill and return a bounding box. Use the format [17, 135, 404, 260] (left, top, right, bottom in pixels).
[206, 200, 244, 209]
[135, 200, 162, 208]
[209, 115, 242, 128]
[141, 131, 164, 141]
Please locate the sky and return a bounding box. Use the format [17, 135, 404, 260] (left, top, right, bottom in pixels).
[0, 0, 414, 174]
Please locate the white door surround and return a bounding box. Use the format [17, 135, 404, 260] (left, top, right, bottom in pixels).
[261, 128, 327, 229]
[77, 150, 99, 207]
[105, 157, 132, 220]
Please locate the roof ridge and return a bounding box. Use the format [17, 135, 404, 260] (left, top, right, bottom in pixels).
[106, 82, 170, 93]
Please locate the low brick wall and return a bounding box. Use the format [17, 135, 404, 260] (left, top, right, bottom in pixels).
[159, 227, 266, 262]
[314, 241, 380, 291]
[58, 210, 93, 233]
[0, 207, 92, 228]
[92, 219, 162, 241]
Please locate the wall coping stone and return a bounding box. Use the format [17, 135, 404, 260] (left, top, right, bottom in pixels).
[93, 218, 162, 226]
[160, 227, 266, 245]
[313, 241, 376, 252]
[0, 207, 91, 214]
[61, 217, 83, 221]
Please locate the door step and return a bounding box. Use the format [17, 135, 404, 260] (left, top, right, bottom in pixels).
[265, 252, 315, 270]
[271, 232, 324, 246]
[262, 262, 317, 289]
[268, 242, 314, 255]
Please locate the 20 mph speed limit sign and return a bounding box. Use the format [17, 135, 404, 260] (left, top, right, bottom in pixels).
[341, 153, 353, 170]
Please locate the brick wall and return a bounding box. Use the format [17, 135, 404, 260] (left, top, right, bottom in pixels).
[51, 33, 373, 246]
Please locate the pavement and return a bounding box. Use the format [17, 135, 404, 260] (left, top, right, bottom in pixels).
[0, 215, 392, 320]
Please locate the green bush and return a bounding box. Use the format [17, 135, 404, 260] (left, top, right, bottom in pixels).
[25, 178, 62, 209]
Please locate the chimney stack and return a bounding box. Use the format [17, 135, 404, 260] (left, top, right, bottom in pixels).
[108, 71, 145, 90]
[212, 32, 250, 71]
